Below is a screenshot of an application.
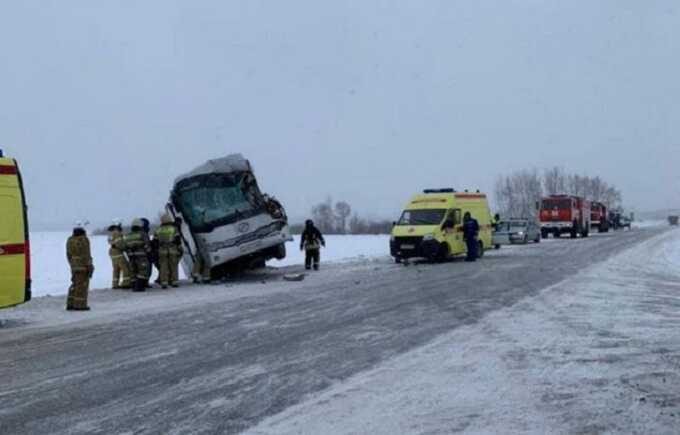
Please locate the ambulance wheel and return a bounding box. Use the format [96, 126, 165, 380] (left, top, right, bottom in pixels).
[534, 235, 541, 243]
[495, 244, 501, 250]
[477, 241, 485, 258]
[436, 243, 450, 262]
[395, 256, 402, 264]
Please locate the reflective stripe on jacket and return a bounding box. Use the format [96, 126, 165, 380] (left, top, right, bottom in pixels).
[67, 234, 93, 271]
[124, 231, 150, 256]
[108, 229, 126, 258]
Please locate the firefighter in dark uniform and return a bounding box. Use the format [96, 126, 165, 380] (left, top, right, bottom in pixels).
[66, 222, 94, 311]
[463, 212, 480, 262]
[125, 218, 152, 292]
[300, 219, 325, 270]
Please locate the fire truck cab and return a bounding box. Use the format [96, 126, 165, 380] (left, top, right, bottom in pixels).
[539, 195, 591, 239]
[590, 201, 610, 233]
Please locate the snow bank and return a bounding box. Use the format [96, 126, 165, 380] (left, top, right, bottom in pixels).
[30, 232, 114, 298]
[632, 219, 666, 229]
[28, 232, 390, 298]
[270, 235, 390, 267]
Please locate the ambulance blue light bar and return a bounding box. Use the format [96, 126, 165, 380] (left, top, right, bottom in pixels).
[423, 188, 456, 193]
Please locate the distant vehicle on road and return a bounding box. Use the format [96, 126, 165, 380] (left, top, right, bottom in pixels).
[167, 154, 293, 280]
[493, 219, 541, 248]
[590, 201, 610, 233]
[609, 210, 632, 230]
[390, 189, 493, 262]
[669, 216, 679, 226]
[620, 216, 633, 230]
[539, 195, 591, 239]
[0, 150, 31, 309]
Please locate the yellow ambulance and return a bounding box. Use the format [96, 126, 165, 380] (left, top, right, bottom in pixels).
[0, 150, 31, 308]
[390, 189, 493, 262]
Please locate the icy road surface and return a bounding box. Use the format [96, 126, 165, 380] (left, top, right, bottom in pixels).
[0, 227, 674, 434]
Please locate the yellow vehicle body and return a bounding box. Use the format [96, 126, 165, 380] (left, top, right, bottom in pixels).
[390, 189, 493, 261]
[0, 155, 31, 309]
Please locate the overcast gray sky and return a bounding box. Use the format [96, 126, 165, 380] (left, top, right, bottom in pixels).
[2, 0, 679, 229]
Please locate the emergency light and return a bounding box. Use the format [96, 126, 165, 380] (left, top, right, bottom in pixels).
[424, 188, 456, 193]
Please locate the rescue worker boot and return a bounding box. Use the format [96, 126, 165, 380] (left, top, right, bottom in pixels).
[68, 306, 91, 311]
[132, 279, 146, 292]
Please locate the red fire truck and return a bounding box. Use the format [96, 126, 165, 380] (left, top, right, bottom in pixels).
[539, 195, 591, 239]
[590, 201, 610, 233]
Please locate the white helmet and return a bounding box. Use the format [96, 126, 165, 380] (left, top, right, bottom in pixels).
[74, 220, 89, 230]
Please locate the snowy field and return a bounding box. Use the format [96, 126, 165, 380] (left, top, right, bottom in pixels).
[28, 232, 390, 298]
[632, 219, 667, 229]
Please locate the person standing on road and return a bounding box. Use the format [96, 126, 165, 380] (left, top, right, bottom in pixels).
[463, 212, 480, 262]
[108, 219, 131, 289]
[66, 222, 94, 311]
[125, 218, 152, 292]
[300, 219, 325, 271]
[493, 213, 501, 231]
[153, 213, 182, 289]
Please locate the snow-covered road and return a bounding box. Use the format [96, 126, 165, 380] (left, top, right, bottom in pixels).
[0, 226, 675, 434]
[249, 228, 680, 435]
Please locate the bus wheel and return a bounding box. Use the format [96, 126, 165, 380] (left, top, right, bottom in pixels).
[275, 243, 286, 260]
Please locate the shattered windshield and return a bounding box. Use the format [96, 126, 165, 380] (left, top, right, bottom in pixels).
[174, 172, 265, 231]
[398, 209, 446, 226]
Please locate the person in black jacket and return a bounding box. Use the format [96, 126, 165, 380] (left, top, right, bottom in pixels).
[300, 220, 326, 270]
[462, 212, 480, 262]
